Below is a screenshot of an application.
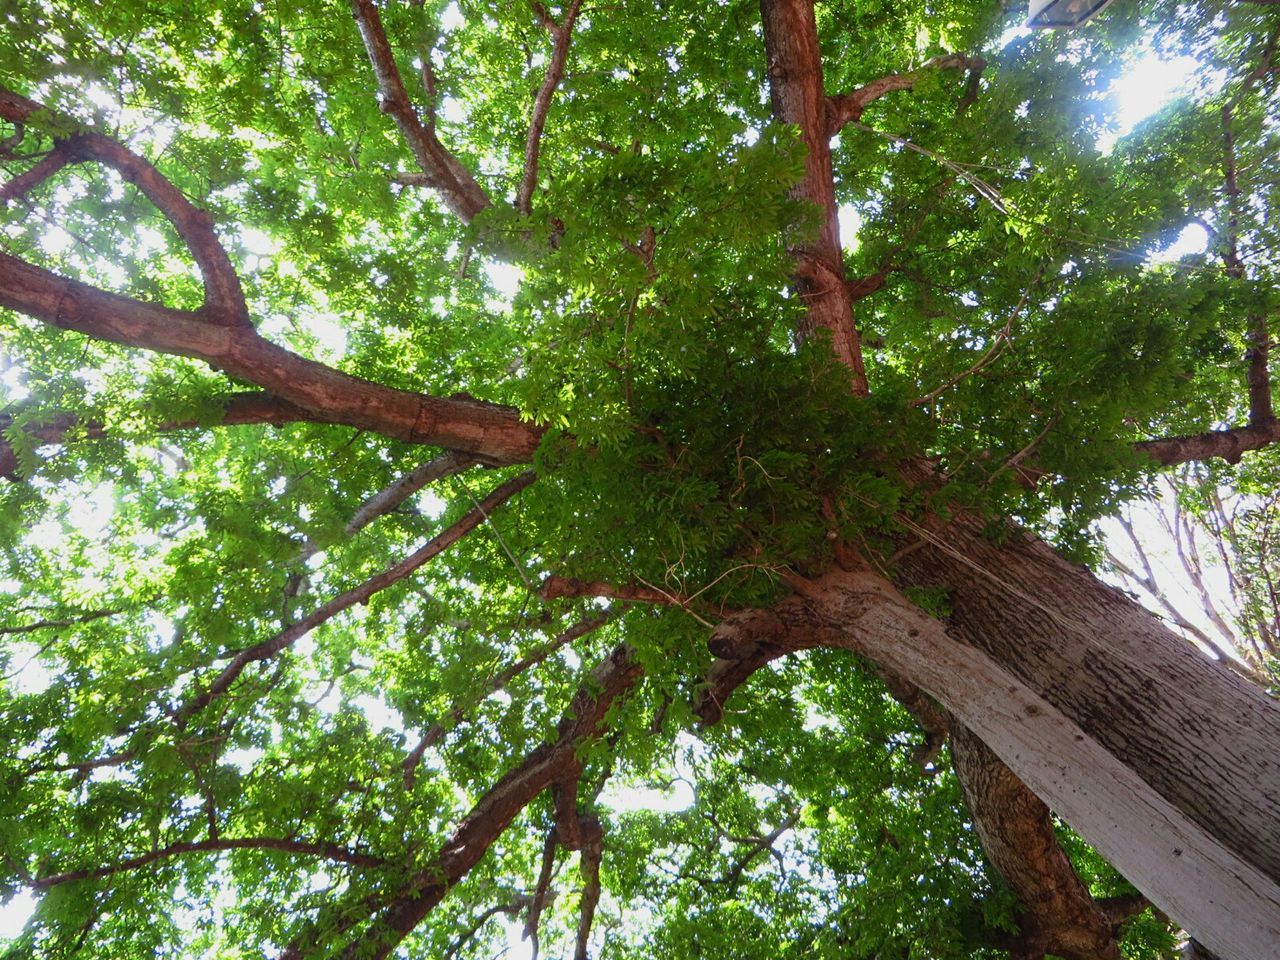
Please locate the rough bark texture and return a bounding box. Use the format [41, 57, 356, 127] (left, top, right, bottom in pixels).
[734, 565, 1280, 960]
[951, 724, 1125, 960]
[891, 505, 1280, 888]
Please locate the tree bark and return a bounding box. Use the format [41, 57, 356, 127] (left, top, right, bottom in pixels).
[760, 0, 868, 393]
[890, 506, 1280, 888]
[951, 724, 1126, 960]
[777, 563, 1280, 960]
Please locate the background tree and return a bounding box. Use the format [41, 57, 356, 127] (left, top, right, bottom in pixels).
[1, 1, 1278, 959]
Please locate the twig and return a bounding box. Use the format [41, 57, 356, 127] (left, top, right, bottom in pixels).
[177, 471, 535, 724]
[33, 836, 385, 888]
[911, 269, 1042, 409]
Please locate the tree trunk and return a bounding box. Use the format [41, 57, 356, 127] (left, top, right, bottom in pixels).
[891, 508, 1280, 885]
[723, 553, 1280, 960]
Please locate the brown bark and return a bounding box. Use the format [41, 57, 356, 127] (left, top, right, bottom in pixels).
[826, 53, 985, 134]
[0, 88, 249, 325]
[951, 725, 1127, 960]
[703, 564, 1280, 960]
[351, 0, 491, 223]
[516, 0, 584, 216]
[760, 0, 867, 393]
[0, 251, 543, 463]
[325, 644, 642, 960]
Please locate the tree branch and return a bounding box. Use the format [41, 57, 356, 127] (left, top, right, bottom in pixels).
[444, 896, 533, 960]
[0, 607, 118, 635]
[0, 87, 250, 325]
[0, 92, 539, 463]
[319, 644, 642, 960]
[1134, 420, 1280, 466]
[523, 828, 559, 959]
[177, 470, 535, 724]
[0, 142, 75, 203]
[33, 836, 385, 888]
[402, 611, 613, 787]
[294, 450, 480, 563]
[0, 252, 543, 463]
[539, 576, 678, 604]
[826, 53, 986, 135]
[572, 814, 603, 960]
[516, 0, 584, 216]
[0, 393, 324, 480]
[350, 0, 491, 223]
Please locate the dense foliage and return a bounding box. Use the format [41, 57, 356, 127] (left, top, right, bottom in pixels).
[0, 0, 1276, 957]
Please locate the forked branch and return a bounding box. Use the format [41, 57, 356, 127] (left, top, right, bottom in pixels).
[826, 53, 986, 135]
[319, 644, 642, 960]
[516, 0, 585, 215]
[351, 0, 491, 222]
[0, 87, 249, 325]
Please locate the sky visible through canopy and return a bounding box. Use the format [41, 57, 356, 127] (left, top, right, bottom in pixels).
[0, 13, 1219, 946]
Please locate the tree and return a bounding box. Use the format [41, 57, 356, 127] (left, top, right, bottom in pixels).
[1, 0, 1278, 958]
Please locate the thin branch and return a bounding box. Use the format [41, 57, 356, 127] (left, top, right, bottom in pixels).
[516, 0, 585, 216]
[1, 393, 325, 480]
[910, 272, 1041, 409]
[350, 0, 491, 222]
[444, 897, 533, 960]
[539, 576, 678, 605]
[177, 471, 535, 724]
[25, 749, 134, 777]
[295, 450, 479, 560]
[402, 611, 612, 787]
[718, 813, 798, 891]
[826, 53, 986, 135]
[33, 836, 385, 888]
[0, 87, 249, 325]
[988, 413, 1059, 486]
[523, 828, 559, 958]
[0, 607, 118, 636]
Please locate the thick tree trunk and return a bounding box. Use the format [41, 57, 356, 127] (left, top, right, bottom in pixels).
[713, 557, 1280, 960]
[950, 724, 1127, 960]
[891, 509, 1280, 886]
